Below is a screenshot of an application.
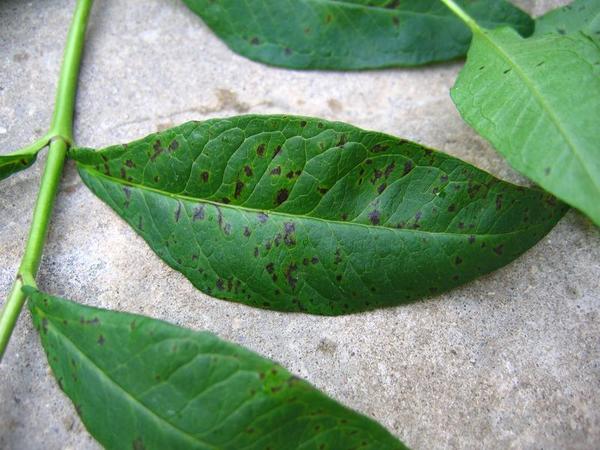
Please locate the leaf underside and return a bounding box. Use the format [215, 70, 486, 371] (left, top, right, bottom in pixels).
[28, 289, 408, 450]
[0, 153, 37, 181]
[451, 5, 600, 226]
[182, 0, 533, 69]
[71, 116, 566, 315]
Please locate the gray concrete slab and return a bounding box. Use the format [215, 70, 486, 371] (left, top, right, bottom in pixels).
[1, 0, 598, 449]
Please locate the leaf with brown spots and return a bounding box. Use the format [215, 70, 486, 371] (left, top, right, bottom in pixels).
[0, 151, 39, 181]
[181, 0, 532, 69]
[71, 115, 566, 315]
[28, 289, 407, 450]
[449, 0, 600, 225]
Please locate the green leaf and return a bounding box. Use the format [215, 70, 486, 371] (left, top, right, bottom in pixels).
[0, 153, 37, 181]
[182, 0, 533, 70]
[533, 0, 600, 40]
[28, 289, 408, 450]
[450, 5, 600, 226]
[71, 116, 566, 315]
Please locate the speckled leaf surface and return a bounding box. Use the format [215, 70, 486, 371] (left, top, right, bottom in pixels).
[533, 0, 600, 40]
[450, 7, 600, 226]
[0, 153, 37, 181]
[71, 116, 565, 315]
[28, 289, 407, 450]
[182, 0, 533, 69]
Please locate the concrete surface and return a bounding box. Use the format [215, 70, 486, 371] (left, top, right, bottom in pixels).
[1, 1, 599, 449]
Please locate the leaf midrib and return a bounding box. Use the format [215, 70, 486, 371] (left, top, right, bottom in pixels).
[79, 163, 555, 239]
[39, 307, 218, 450]
[475, 28, 600, 195]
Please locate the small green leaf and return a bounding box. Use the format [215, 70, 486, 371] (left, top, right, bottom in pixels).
[0, 153, 37, 181]
[182, 0, 533, 69]
[450, 4, 600, 226]
[28, 289, 408, 450]
[71, 116, 566, 315]
[533, 0, 600, 40]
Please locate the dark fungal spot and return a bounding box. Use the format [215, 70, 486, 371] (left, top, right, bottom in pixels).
[448, 204, 456, 212]
[243, 227, 251, 237]
[125, 159, 135, 168]
[193, 205, 205, 221]
[275, 189, 289, 205]
[153, 176, 160, 182]
[257, 212, 268, 223]
[168, 140, 179, 151]
[392, 16, 400, 25]
[283, 222, 296, 246]
[384, 161, 396, 177]
[97, 335, 105, 345]
[221, 197, 230, 204]
[270, 166, 281, 175]
[254, 247, 259, 257]
[174, 203, 182, 222]
[266, 263, 275, 274]
[120, 168, 126, 179]
[311, 256, 319, 265]
[371, 143, 389, 153]
[336, 274, 342, 282]
[368, 210, 380, 225]
[273, 145, 282, 157]
[216, 279, 224, 290]
[544, 167, 551, 176]
[403, 160, 414, 175]
[441, 174, 449, 183]
[300, 120, 307, 127]
[285, 264, 298, 290]
[303, 258, 310, 266]
[286, 170, 295, 179]
[284, 47, 292, 56]
[234, 180, 244, 198]
[250, 37, 260, 45]
[496, 194, 503, 210]
[201, 171, 209, 182]
[468, 235, 476, 244]
[493, 245, 504, 255]
[244, 165, 253, 176]
[455, 256, 463, 265]
[318, 187, 328, 195]
[377, 183, 387, 194]
[256, 143, 266, 156]
[337, 134, 347, 146]
[151, 140, 163, 161]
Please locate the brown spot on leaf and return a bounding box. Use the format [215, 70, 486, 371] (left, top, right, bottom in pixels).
[201, 171, 209, 182]
[256, 144, 266, 156]
[193, 205, 205, 221]
[234, 180, 245, 198]
[244, 165, 253, 176]
[275, 189, 289, 205]
[285, 264, 298, 290]
[368, 210, 381, 225]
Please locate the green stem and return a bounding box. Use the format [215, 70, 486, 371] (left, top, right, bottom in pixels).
[439, 0, 481, 32]
[0, 0, 94, 361]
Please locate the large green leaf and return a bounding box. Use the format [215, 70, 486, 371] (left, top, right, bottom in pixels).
[533, 0, 600, 39]
[71, 116, 566, 315]
[0, 153, 37, 181]
[28, 289, 408, 450]
[450, 4, 600, 226]
[182, 0, 533, 69]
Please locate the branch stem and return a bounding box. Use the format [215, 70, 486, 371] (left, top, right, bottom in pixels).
[0, 0, 93, 360]
[439, 0, 480, 32]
